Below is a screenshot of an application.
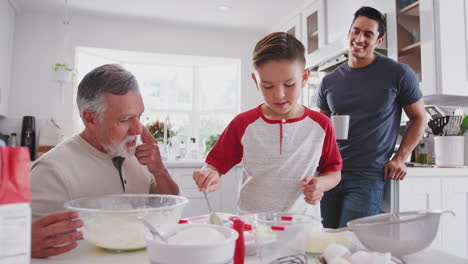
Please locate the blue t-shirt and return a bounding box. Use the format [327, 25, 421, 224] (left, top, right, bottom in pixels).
[317, 55, 422, 172]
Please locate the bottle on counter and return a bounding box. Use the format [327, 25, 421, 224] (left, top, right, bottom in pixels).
[8, 133, 17, 146]
[189, 138, 199, 160]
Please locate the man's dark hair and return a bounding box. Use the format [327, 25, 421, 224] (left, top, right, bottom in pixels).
[252, 32, 305, 68]
[352, 6, 386, 38]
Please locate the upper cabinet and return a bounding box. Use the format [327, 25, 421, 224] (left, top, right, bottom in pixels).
[301, 0, 327, 56]
[0, 1, 15, 117]
[278, 14, 302, 42]
[396, 0, 437, 96]
[434, 0, 468, 96]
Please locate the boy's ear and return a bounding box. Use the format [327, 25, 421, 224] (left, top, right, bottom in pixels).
[301, 68, 311, 88]
[251, 72, 260, 91]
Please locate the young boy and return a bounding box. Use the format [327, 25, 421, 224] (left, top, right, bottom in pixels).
[193, 32, 342, 217]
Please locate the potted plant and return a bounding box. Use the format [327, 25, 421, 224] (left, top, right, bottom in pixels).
[145, 119, 175, 142]
[204, 134, 221, 157]
[54, 63, 73, 83]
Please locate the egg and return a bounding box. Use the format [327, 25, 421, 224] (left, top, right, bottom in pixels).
[323, 243, 351, 263]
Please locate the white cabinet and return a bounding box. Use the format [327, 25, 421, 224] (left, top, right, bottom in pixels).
[397, 172, 468, 258]
[278, 14, 302, 42]
[301, 0, 327, 56]
[433, 0, 468, 95]
[397, 177, 443, 249]
[0, 1, 15, 116]
[441, 178, 468, 258]
[170, 166, 240, 218]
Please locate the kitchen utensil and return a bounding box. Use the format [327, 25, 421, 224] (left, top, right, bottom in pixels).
[138, 216, 168, 242]
[460, 116, 468, 135]
[346, 210, 454, 257]
[444, 115, 463, 136]
[203, 192, 223, 225]
[428, 116, 450, 136]
[64, 194, 188, 252]
[145, 224, 238, 264]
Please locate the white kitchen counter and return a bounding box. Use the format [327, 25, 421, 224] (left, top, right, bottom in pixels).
[30, 239, 468, 264]
[406, 167, 468, 177]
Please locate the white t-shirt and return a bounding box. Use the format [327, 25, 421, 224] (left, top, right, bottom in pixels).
[31, 134, 155, 220]
[206, 105, 342, 217]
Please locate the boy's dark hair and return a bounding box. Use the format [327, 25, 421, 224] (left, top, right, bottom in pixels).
[352, 6, 386, 38]
[252, 32, 305, 68]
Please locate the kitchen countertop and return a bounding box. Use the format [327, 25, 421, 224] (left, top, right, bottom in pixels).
[30, 239, 468, 264]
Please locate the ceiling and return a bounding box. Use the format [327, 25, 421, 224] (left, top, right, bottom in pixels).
[14, 0, 307, 32]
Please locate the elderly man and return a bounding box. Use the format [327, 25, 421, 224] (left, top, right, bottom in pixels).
[30, 64, 180, 258]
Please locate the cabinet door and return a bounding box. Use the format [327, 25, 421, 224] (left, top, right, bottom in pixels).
[301, 0, 327, 55]
[434, 0, 468, 95]
[218, 167, 240, 214]
[278, 14, 302, 42]
[0, 1, 15, 116]
[398, 177, 443, 248]
[441, 178, 468, 258]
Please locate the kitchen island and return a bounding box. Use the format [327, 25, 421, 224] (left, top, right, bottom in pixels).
[30, 238, 468, 264]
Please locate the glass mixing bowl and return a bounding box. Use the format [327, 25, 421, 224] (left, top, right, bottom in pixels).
[64, 194, 189, 252]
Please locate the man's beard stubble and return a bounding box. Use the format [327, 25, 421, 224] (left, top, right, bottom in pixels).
[103, 135, 137, 158]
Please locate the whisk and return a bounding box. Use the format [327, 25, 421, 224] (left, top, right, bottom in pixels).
[270, 253, 308, 264]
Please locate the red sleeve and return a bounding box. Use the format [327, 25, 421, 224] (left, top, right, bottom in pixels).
[317, 115, 342, 173]
[205, 108, 260, 175]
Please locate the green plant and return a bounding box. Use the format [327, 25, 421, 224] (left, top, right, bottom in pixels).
[146, 119, 175, 141]
[205, 134, 221, 155]
[54, 63, 72, 71]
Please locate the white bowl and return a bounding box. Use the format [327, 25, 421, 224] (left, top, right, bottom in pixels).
[146, 224, 238, 264]
[64, 194, 188, 251]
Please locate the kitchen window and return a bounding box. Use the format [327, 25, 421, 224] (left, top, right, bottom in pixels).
[74, 47, 241, 158]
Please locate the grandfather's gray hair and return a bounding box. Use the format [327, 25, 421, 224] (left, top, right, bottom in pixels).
[76, 64, 140, 119]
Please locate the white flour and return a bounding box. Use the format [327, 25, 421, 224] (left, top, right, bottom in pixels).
[167, 227, 225, 245]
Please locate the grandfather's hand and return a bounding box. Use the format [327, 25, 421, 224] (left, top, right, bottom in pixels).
[302, 177, 324, 205]
[135, 127, 164, 175]
[384, 157, 407, 180]
[31, 211, 83, 258]
[193, 167, 221, 193]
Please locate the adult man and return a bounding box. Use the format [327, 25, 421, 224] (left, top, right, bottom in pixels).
[31, 64, 180, 257]
[317, 6, 426, 228]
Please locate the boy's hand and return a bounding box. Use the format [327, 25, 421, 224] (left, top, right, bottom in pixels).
[302, 177, 324, 205]
[193, 167, 220, 192]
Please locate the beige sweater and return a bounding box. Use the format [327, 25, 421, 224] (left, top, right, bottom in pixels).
[31, 134, 155, 220]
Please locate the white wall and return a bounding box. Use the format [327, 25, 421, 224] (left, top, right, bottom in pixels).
[5, 11, 263, 137]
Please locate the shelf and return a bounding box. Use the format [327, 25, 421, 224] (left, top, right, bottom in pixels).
[398, 42, 421, 57]
[398, 1, 419, 16]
